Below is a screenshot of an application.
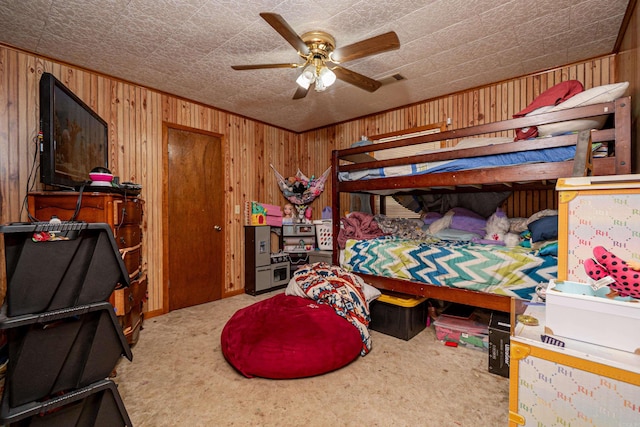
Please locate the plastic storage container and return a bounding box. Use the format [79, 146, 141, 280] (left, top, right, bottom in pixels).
[313, 220, 332, 250]
[546, 279, 640, 353]
[0, 301, 133, 409]
[0, 222, 130, 317]
[0, 379, 132, 427]
[369, 293, 427, 340]
[434, 313, 489, 350]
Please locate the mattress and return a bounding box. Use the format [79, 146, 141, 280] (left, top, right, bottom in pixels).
[338, 144, 582, 182]
[340, 236, 557, 300]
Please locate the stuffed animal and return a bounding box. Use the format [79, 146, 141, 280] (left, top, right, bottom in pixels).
[292, 181, 306, 194]
[483, 208, 520, 247]
[584, 246, 640, 299]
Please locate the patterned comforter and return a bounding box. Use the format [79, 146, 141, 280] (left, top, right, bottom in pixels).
[290, 263, 372, 355]
[341, 236, 556, 300]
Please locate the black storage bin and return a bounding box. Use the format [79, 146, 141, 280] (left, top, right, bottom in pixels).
[0, 222, 130, 317]
[369, 293, 427, 340]
[0, 302, 133, 408]
[0, 379, 132, 427]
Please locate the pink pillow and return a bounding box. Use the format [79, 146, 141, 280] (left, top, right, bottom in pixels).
[221, 293, 362, 379]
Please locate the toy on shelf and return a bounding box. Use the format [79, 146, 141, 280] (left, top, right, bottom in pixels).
[283, 203, 295, 225]
[245, 201, 283, 226]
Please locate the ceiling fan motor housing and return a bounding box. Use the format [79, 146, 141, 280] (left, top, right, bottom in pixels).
[300, 31, 335, 59]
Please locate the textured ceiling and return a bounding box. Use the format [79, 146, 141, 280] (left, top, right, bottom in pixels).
[0, 0, 630, 132]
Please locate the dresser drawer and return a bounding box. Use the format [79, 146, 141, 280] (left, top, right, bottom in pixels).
[113, 274, 147, 316]
[121, 245, 142, 276]
[115, 224, 142, 249]
[29, 193, 112, 223]
[115, 198, 143, 225]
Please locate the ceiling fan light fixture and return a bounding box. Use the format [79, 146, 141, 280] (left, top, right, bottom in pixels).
[314, 76, 326, 92]
[296, 65, 315, 89]
[318, 66, 336, 87]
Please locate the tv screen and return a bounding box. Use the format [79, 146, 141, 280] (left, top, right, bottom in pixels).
[40, 72, 108, 190]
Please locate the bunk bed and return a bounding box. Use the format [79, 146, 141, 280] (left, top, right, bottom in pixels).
[330, 95, 632, 313]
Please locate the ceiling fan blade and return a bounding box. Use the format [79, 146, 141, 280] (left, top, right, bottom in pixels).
[293, 85, 309, 100]
[331, 65, 382, 92]
[260, 12, 309, 54]
[331, 31, 400, 63]
[231, 63, 300, 70]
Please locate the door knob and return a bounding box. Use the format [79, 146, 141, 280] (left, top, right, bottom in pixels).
[214, 225, 222, 231]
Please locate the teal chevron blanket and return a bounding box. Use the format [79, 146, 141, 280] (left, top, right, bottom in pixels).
[341, 236, 556, 300]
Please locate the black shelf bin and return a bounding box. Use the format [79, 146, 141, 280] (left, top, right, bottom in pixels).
[0, 379, 132, 427]
[0, 302, 133, 409]
[0, 222, 130, 317]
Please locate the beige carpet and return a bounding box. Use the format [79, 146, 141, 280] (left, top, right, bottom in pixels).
[114, 291, 509, 426]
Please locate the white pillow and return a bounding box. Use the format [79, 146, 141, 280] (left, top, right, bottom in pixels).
[536, 82, 629, 137]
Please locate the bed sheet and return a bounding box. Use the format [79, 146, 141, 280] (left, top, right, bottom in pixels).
[340, 236, 556, 300]
[338, 145, 578, 182]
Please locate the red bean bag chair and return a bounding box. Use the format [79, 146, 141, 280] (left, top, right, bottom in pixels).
[221, 293, 362, 379]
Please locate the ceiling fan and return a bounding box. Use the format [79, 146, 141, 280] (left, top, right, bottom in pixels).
[231, 13, 401, 99]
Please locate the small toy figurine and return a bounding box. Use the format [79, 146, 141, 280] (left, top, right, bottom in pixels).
[283, 203, 295, 224]
[304, 206, 312, 223]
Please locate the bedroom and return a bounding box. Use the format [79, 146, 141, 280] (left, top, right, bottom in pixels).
[0, 0, 638, 425]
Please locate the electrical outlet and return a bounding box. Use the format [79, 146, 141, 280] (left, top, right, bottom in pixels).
[234, 205, 240, 214]
[446, 117, 452, 125]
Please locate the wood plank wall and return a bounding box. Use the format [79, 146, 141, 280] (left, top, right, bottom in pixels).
[0, 43, 625, 316]
[0, 45, 299, 316]
[300, 56, 617, 219]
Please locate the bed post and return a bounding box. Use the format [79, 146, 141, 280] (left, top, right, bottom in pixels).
[572, 130, 593, 177]
[331, 149, 340, 265]
[614, 96, 632, 174]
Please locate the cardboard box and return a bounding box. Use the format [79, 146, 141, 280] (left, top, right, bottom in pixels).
[488, 312, 510, 377]
[369, 293, 427, 340]
[556, 174, 640, 282]
[545, 279, 640, 354]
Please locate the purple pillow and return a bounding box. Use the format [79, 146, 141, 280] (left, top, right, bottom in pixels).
[450, 207, 487, 236]
[422, 212, 443, 226]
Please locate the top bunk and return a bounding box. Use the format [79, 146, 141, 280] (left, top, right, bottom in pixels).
[332, 96, 631, 196]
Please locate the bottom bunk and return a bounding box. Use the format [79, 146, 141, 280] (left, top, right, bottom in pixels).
[354, 272, 515, 313]
[336, 209, 558, 313]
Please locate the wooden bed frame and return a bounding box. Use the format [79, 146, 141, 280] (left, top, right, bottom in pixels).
[330, 96, 632, 313]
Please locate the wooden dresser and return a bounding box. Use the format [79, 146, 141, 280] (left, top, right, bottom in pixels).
[27, 191, 147, 345]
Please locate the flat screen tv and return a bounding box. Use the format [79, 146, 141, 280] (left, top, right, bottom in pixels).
[39, 72, 108, 190]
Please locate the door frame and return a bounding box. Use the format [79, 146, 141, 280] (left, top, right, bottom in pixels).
[161, 122, 227, 314]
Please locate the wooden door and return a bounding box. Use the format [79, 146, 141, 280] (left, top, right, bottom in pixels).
[167, 126, 224, 311]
